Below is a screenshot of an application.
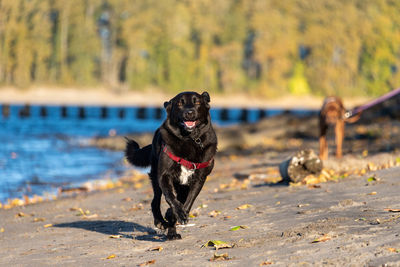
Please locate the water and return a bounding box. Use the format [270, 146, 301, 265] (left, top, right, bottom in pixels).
[0, 105, 165, 202]
[0, 104, 317, 202]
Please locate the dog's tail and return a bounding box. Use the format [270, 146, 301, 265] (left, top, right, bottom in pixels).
[125, 137, 152, 167]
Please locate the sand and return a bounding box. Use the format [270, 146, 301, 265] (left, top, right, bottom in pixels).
[1, 152, 400, 266]
[0, 87, 369, 109]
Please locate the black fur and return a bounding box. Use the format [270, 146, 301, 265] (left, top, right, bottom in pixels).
[125, 91, 217, 240]
[125, 138, 152, 167]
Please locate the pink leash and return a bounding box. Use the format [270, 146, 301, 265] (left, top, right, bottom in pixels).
[345, 88, 400, 118]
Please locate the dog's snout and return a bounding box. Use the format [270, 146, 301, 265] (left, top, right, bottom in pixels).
[184, 109, 196, 120]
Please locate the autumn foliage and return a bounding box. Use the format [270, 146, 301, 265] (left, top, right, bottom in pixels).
[0, 0, 400, 96]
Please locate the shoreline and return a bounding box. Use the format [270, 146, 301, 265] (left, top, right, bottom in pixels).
[0, 87, 369, 109]
[0, 167, 148, 209]
[2, 150, 399, 210]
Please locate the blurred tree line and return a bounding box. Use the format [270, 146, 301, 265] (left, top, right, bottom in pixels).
[0, 0, 400, 97]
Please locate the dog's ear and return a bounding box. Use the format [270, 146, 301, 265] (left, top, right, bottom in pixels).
[201, 92, 210, 103]
[164, 101, 171, 113]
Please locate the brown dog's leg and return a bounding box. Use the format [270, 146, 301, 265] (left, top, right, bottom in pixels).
[319, 135, 328, 160]
[319, 120, 328, 160]
[335, 120, 344, 158]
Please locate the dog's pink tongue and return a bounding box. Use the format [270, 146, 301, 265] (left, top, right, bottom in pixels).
[184, 121, 196, 127]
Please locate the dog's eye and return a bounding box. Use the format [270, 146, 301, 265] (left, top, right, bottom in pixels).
[178, 99, 184, 107]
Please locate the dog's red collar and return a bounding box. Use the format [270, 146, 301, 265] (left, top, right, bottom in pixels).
[162, 144, 212, 170]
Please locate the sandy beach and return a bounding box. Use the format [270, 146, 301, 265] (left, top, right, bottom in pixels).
[0, 87, 370, 109]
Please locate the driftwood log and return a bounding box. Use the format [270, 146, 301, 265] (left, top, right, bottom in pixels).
[279, 149, 323, 183]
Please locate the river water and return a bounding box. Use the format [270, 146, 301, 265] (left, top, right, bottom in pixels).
[0, 104, 317, 202]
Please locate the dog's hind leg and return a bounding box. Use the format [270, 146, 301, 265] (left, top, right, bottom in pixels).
[151, 180, 168, 230]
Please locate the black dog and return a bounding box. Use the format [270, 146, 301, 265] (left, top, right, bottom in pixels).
[125, 91, 217, 240]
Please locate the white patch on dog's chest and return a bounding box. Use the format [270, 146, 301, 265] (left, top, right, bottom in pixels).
[179, 165, 195, 185]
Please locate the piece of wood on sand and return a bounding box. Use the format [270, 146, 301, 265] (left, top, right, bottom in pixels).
[279, 149, 323, 183]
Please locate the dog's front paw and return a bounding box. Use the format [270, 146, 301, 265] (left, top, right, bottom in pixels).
[175, 206, 188, 225]
[167, 232, 182, 240]
[166, 227, 182, 240]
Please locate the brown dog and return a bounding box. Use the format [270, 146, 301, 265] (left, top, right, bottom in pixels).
[319, 96, 360, 160]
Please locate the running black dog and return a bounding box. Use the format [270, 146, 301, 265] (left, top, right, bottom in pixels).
[125, 91, 217, 240]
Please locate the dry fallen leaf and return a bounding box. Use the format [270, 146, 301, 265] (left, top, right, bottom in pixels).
[106, 254, 116, 259]
[10, 198, 24, 206]
[208, 210, 221, 217]
[260, 261, 273, 265]
[189, 208, 200, 218]
[312, 234, 332, 243]
[230, 225, 248, 231]
[147, 246, 163, 252]
[109, 235, 122, 239]
[134, 182, 143, 189]
[229, 155, 238, 161]
[75, 208, 91, 216]
[210, 252, 230, 261]
[83, 214, 99, 219]
[202, 240, 233, 250]
[367, 162, 377, 171]
[43, 224, 53, 228]
[367, 192, 377, 195]
[387, 248, 400, 253]
[384, 208, 400, 212]
[130, 203, 143, 211]
[33, 217, 46, 222]
[139, 259, 156, 266]
[0, 228, 4, 233]
[303, 175, 320, 185]
[236, 204, 253, 210]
